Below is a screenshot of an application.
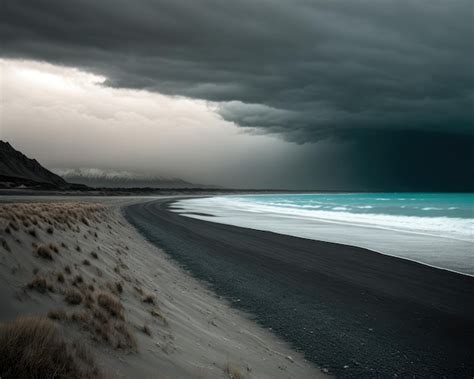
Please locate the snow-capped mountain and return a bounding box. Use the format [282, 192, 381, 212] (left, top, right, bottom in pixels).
[52, 168, 205, 188]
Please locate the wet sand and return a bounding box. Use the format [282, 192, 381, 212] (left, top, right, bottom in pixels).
[125, 198, 474, 377]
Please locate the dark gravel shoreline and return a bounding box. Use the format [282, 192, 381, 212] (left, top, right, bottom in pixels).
[124, 198, 474, 378]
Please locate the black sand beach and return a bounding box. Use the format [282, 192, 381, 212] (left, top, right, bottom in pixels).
[125, 198, 474, 377]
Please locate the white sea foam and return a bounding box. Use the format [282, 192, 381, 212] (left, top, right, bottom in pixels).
[175, 196, 473, 242]
[172, 195, 474, 275]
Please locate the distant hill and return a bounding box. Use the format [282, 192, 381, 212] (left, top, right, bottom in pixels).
[0, 141, 212, 191]
[51, 168, 211, 189]
[0, 141, 69, 189]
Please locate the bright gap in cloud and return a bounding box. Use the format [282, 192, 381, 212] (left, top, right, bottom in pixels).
[1, 58, 318, 188]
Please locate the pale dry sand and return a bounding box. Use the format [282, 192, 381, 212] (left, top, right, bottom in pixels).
[0, 198, 323, 378]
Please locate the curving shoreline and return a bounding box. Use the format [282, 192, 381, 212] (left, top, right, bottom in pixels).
[125, 198, 474, 377]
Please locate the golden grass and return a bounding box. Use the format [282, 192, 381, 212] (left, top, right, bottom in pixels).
[27, 276, 53, 293]
[0, 316, 101, 378]
[113, 323, 137, 350]
[142, 293, 155, 304]
[0, 202, 140, 354]
[150, 308, 168, 325]
[0, 203, 106, 231]
[64, 288, 83, 305]
[97, 292, 124, 319]
[48, 308, 68, 320]
[70, 307, 137, 351]
[34, 244, 53, 260]
[224, 363, 246, 379]
[8, 220, 19, 231]
[105, 280, 124, 295]
[48, 242, 59, 253]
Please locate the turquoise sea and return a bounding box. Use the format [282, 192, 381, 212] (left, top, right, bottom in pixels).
[172, 193, 474, 275]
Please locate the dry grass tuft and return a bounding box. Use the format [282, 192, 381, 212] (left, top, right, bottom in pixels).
[0, 316, 101, 378]
[1, 238, 10, 252]
[27, 228, 37, 238]
[224, 363, 246, 379]
[27, 276, 53, 293]
[48, 243, 59, 253]
[71, 311, 92, 324]
[34, 244, 53, 260]
[8, 221, 19, 232]
[115, 281, 123, 294]
[47, 309, 68, 320]
[113, 323, 137, 350]
[57, 272, 65, 283]
[142, 293, 155, 304]
[65, 288, 83, 305]
[97, 292, 124, 319]
[68, 306, 136, 351]
[84, 293, 95, 309]
[73, 275, 83, 286]
[150, 308, 168, 325]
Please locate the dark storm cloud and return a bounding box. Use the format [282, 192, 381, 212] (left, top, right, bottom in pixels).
[2, 0, 473, 143]
[1, 0, 473, 190]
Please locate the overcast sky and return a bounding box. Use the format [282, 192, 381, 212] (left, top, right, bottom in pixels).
[1, 0, 472, 190]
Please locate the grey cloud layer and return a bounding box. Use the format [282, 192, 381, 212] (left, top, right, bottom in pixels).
[2, 0, 473, 143]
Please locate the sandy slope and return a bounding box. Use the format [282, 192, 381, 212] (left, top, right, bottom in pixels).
[0, 197, 322, 379]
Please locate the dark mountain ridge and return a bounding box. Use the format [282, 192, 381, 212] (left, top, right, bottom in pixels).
[0, 141, 68, 189]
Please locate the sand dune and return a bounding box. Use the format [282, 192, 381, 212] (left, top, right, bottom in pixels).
[0, 198, 321, 378]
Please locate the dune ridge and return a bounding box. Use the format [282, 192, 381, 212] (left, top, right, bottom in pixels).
[0, 199, 320, 378]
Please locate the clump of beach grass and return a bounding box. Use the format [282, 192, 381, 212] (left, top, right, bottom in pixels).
[64, 288, 83, 305]
[34, 244, 53, 260]
[47, 309, 68, 320]
[27, 276, 53, 293]
[97, 292, 124, 319]
[142, 293, 155, 305]
[0, 316, 101, 378]
[224, 363, 246, 379]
